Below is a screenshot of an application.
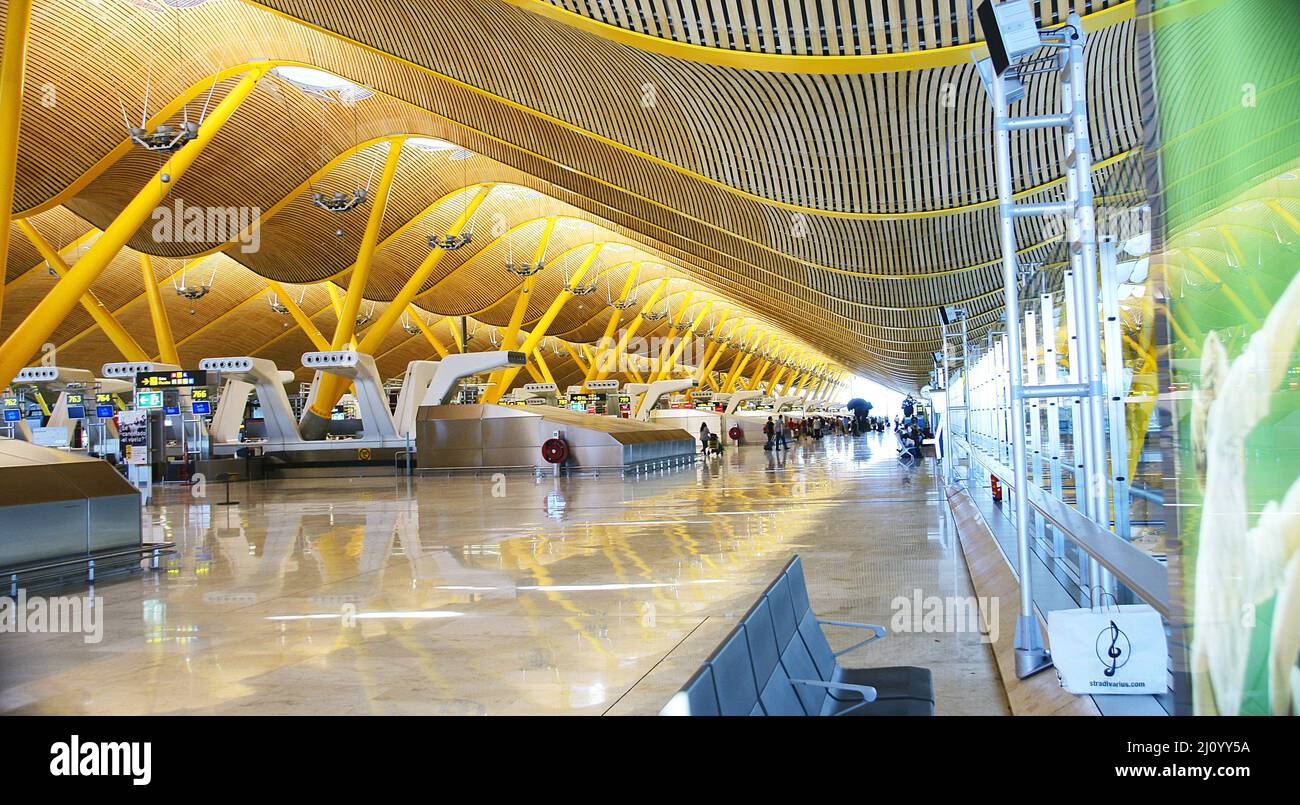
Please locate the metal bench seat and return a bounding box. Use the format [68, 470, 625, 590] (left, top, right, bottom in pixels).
[661, 555, 935, 716]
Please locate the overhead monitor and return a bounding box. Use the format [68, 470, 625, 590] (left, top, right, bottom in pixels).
[976, 0, 1041, 76]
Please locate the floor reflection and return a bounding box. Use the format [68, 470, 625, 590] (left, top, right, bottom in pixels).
[0, 432, 1006, 715]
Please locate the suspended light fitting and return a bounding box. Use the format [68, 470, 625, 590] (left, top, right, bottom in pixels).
[428, 232, 473, 250]
[355, 302, 376, 328]
[312, 189, 368, 213]
[173, 262, 216, 301]
[129, 121, 199, 153]
[565, 275, 598, 295]
[506, 259, 546, 277]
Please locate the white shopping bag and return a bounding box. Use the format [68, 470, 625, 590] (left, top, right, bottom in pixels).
[1046, 604, 1168, 695]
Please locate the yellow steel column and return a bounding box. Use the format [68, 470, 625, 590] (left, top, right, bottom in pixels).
[752, 344, 791, 391]
[720, 326, 757, 392]
[329, 137, 404, 351]
[532, 347, 557, 386]
[780, 360, 806, 396]
[16, 220, 148, 362]
[0, 0, 34, 332]
[485, 244, 604, 402]
[745, 355, 773, 392]
[407, 306, 450, 358]
[584, 263, 639, 385]
[265, 280, 330, 350]
[592, 276, 669, 381]
[485, 216, 556, 396]
[692, 308, 733, 383]
[139, 254, 179, 365]
[696, 318, 741, 386]
[648, 290, 692, 381]
[306, 185, 493, 422]
[565, 342, 590, 378]
[764, 361, 790, 396]
[655, 300, 712, 381]
[0, 65, 266, 390]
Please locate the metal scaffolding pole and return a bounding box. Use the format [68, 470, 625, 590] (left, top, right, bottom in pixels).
[991, 67, 1052, 678]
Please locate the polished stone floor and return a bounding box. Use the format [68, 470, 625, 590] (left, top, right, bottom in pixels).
[0, 432, 1008, 715]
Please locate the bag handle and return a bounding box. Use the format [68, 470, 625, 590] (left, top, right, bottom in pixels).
[1088, 586, 1119, 613]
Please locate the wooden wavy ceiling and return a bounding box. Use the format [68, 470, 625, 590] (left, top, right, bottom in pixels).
[3, 0, 1143, 388]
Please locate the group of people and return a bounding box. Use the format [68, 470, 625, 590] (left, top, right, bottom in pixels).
[762, 416, 791, 449]
[894, 413, 928, 461]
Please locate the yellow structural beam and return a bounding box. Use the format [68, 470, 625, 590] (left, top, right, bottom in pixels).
[764, 363, 790, 397]
[655, 300, 714, 382]
[532, 347, 557, 386]
[566, 342, 590, 378]
[303, 137, 407, 427]
[5, 228, 101, 292]
[648, 290, 693, 381]
[485, 216, 557, 395]
[16, 220, 148, 363]
[485, 243, 604, 402]
[584, 263, 640, 385]
[754, 345, 795, 392]
[265, 280, 330, 351]
[780, 362, 805, 396]
[0, 0, 33, 331]
[691, 308, 732, 383]
[720, 326, 757, 393]
[592, 276, 670, 381]
[407, 307, 450, 358]
[329, 137, 405, 350]
[449, 317, 466, 353]
[745, 355, 773, 392]
[696, 318, 742, 386]
[0, 65, 266, 390]
[138, 254, 179, 365]
[502, 0, 1134, 76]
[306, 184, 493, 421]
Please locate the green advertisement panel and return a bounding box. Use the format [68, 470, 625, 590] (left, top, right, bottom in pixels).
[1154, 0, 1300, 714]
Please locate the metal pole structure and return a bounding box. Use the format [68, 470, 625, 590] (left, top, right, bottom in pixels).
[961, 315, 973, 484]
[941, 325, 954, 484]
[1099, 240, 1132, 543]
[1063, 21, 1113, 599]
[1063, 266, 1093, 588]
[1025, 308, 1047, 549]
[1041, 293, 1067, 561]
[992, 68, 1051, 678]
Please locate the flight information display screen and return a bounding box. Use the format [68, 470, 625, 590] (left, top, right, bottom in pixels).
[568, 393, 606, 414]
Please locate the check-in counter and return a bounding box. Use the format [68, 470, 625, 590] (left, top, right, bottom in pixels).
[0, 440, 141, 569]
[415, 404, 696, 471]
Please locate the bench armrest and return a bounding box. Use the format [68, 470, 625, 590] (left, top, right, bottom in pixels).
[788, 678, 879, 715]
[818, 620, 887, 657]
